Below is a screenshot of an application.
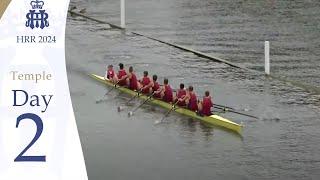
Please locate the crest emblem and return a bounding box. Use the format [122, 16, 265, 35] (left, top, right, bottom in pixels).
[26, 0, 49, 29]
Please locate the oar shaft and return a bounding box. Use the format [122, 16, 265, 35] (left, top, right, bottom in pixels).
[96, 80, 120, 103]
[214, 106, 259, 119]
[131, 92, 155, 113]
[105, 81, 120, 95]
[160, 101, 179, 121]
[126, 89, 143, 104]
[214, 104, 234, 110]
[165, 103, 177, 116]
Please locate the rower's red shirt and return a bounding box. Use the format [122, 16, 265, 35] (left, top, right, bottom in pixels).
[152, 81, 160, 91]
[202, 96, 213, 116]
[107, 69, 115, 79]
[152, 81, 161, 98]
[177, 89, 186, 98]
[118, 69, 127, 86]
[141, 77, 151, 86]
[163, 85, 173, 103]
[129, 73, 138, 90]
[141, 77, 151, 93]
[177, 89, 186, 106]
[188, 92, 198, 111]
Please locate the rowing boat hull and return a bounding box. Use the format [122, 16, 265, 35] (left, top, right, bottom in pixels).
[90, 74, 242, 134]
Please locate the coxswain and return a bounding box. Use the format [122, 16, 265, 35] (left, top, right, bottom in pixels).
[117, 63, 127, 86]
[127, 66, 138, 90]
[198, 91, 213, 116]
[104, 65, 117, 83]
[175, 83, 187, 106]
[152, 74, 161, 98]
[156, 78, 173, 103]
[139, 71, 153, 94]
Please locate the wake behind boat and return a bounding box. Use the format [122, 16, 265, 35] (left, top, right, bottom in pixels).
[90, 74, 243, 134]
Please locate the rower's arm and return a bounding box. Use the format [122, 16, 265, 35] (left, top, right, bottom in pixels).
[127, 73, 132, 80]
[180, 93, 189, 101]
[119, 74, 128, 81]
[146, 80, 153, 88]
[155, 85, 164, 93]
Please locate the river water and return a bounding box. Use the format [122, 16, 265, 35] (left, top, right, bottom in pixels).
[66, 0, 320, 179]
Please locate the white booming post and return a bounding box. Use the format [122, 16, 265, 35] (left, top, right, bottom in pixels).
[120, 0, 125, 28]
[265, 41, 270, 75]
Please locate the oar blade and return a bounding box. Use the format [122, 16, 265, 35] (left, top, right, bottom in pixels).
[117, 106, 125, 112]
[128, 111, 134, 117]
[154, 120, 162, 125]
[96, 98, 107, 104]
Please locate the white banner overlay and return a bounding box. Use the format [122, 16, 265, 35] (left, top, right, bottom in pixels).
[0, 0, 88, 179]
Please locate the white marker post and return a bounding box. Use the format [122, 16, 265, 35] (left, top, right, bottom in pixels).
[120, 0, 125, 28]
[265, 41, 270, 75]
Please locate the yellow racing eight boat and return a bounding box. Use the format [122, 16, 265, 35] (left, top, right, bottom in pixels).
[90, 74, 243, 134]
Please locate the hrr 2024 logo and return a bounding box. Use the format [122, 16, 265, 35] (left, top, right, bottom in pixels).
[26, 0, 49, 29]
[19, 0, 55, 44]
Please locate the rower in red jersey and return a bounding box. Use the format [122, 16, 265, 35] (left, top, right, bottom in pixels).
[139, 71, 152, 94]
[187, 86, 198, 111]
[104, 65, 117, 83]
[175, 83, 187, 106]
[157, 78, 173, 103]
[127, 66, 138, 90]
[152, 74, 161, 98]
[117, 63, 127, 86]
[198, 91, 213, 116]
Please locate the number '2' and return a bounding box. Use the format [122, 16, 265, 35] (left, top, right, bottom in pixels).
[14, 113, 46, 162]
